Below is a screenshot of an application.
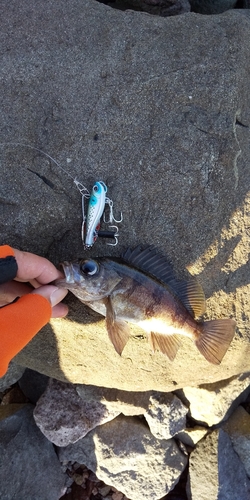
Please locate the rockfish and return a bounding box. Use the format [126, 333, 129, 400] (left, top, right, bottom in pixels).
[55, 246, 236, 364]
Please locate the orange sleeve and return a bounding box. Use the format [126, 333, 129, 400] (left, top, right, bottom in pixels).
[0, 245, 15, 258]
[0, 293, 52, 377]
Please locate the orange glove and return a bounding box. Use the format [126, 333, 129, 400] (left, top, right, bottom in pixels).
[0, 245, 67, 377]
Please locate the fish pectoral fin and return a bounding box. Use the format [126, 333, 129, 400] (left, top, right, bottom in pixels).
[148, 332, 181, 361]
[195, 319, 236, 364]
[104, 297, 130, 355]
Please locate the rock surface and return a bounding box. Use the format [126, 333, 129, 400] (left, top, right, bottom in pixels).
[0, 362, 25, 392]
[144, 392, 188, 439]
[187, 428, 250, 499]
[178, 372, 250, 426]
[34, 379, 188, 445]
[58, 414, 188, 499]
[1, 1, 250, 391]
[34, 379, 121, 446]
[0, 405, 67, 500]
[223, 405, 250, 478]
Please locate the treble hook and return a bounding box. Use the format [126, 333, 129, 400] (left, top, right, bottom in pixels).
[98, 225, 119, 246]
[103, 198, 123, 224]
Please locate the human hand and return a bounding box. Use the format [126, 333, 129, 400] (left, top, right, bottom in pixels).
[0, 248, 68, 318]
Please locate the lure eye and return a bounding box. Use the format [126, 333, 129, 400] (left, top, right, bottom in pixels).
[80, 260, 99, 276]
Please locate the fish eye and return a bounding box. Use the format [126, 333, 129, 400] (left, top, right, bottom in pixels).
[93, 184, 99, 192]
[80, 259, 99, 276]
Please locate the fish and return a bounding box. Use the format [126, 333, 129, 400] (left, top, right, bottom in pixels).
[55, 246, 236, 364]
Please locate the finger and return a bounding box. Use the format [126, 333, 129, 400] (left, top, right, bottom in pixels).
[13, 248, 64, 284]
[0, 281, 33, 307]
[31, 285, 69, 319]
[51, 302, 69, 318]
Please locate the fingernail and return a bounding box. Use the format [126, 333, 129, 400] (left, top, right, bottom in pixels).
[50, 287, 68, 307]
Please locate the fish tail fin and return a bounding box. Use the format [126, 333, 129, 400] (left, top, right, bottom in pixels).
[195, 319, 236, 365]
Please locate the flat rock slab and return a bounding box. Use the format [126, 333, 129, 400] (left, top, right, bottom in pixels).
[58, 414, 188, 500]
[1, 1, 250, 390]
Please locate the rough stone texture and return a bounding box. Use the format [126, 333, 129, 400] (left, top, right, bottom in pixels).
[176, 425, 207, 447]
[34, 379, 120, 446]
[0, 362, 25, 392]
[1, 1, 250, 390]
[144, 393, 188, 439]
[178, 372, 250, 426]
[187, 428, 250, 500]
[0, 405, 67, 500]
[58, 414, 188, 500]
[223, 405, 250, 478]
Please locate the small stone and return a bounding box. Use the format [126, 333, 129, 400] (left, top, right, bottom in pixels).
[145, 393, 188, 439]
[176, 426, 207, 447]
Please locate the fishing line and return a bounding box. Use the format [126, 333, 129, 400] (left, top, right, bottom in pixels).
[0, 141, 90, 197]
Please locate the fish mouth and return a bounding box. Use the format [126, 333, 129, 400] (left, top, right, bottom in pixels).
[55, 261, 76, 286]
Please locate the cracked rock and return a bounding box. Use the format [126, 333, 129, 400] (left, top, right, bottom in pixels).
[58, 414, 188, 500]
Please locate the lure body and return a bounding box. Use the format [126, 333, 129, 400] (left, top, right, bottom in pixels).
[84, 181, 107, 249]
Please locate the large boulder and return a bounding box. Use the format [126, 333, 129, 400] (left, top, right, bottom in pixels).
[1, 0, 250, 390]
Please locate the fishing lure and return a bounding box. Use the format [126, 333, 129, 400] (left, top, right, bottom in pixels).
[0, 142, 123, 249]
[82, 181, 122, 249]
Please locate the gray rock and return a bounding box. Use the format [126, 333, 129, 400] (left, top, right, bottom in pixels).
[187, 428, 250, 500]
[178, 372, 250, 426]
[76, 384, 154, 415]
[176, 425, 207, 447]
[144, 392, 188, 439]
[77, 385, 188, 438]
[0, 405, 66, 500]
[223, 405, 250, 478]
[34, 379, 121, 446]
[18, 368, 49, 404]
[0, 362, 25, 392]
[1, 0, 250, 390]
[58, 415, 188, 500]
[120, 0, 191, 16]
[190, 0, 237, 13]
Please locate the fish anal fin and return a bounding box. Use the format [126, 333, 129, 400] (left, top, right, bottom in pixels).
[149, 332, 181, 361]
[195, 319, 236, 365]
[104, 297, 130, 355]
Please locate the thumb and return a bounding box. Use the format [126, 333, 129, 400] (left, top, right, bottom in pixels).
[31, 285, 68, 318]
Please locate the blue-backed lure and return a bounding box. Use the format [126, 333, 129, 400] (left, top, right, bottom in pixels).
[82, 180, 122, 249]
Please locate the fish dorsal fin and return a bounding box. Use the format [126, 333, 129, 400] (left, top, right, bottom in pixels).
[122, 245, 175, 284]
[168, 278, 206, 319]
[122, 246, 205, 318]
